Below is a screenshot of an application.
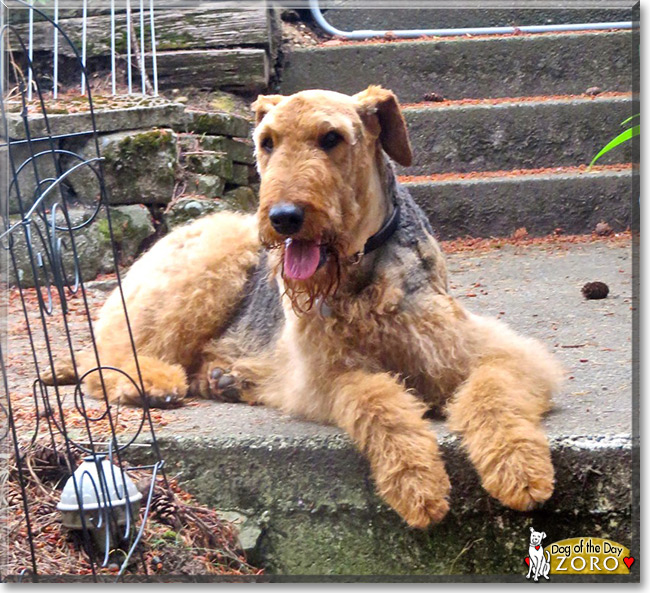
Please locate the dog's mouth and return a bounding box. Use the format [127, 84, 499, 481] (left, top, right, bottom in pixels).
[283, 238, 328, 281]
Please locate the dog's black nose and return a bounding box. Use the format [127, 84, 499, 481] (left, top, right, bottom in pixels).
[269, 203, 305, 236]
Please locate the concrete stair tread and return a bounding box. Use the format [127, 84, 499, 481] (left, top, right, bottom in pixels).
[129, 238, 634, 574]
[403, 166, 635, 240]
[320, 4, 634, 31]
[280, 30, 634, 102]
[399, 163, 633, 183]
[309, 28, 631, 46]
[400, 90, 632, 109]
[398, 93, 636, 175]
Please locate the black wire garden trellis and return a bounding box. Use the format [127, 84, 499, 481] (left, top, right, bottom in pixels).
[0, 0, 168, 581]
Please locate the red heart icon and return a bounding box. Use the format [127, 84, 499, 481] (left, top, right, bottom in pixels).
[525, 557, 530, 566]
[624, 557, 635, 569]
[535, 545, 540, 550]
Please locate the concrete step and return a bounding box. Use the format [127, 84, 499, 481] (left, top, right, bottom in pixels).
[399, 94, 636, 176]
[132, 239, 636, 576]
[320, 3, 634, 31]
[279, 31, 633, 102]
[403, 165, 634, 240]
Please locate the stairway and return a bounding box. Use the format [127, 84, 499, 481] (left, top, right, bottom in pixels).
[279, 18, 638, 240]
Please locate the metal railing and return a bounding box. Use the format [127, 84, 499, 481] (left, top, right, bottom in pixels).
[310, 0, 636, 39]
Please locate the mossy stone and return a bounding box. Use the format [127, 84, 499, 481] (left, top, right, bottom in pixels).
[7, 205, 155, 287]
[185, 152, 234, 180]
[182, 110, 251, 138]
[99, 129, 177, 205]
[185, 174, 226, 199]
[196, 135, 255, 165]
[164, 197, 228, 230]
[222, 186, 258, 213]
[231, 163, 251, 187]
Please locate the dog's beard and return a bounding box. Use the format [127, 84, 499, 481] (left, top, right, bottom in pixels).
[262, 235, 344, 314]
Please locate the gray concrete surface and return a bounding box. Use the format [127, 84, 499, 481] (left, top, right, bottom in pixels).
[406, 168, 635, 240]
[400, 96, 636, 176]
[279, 31, 633, 102]
[321, 3, 634, 31]
[131, 240, 636, 576]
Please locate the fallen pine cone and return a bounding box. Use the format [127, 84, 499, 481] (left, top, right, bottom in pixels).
[594, 221, 613, 236]
[512, 227, 528, 240]
[582, 281, 609, 300]
[422, 92, 445, 102]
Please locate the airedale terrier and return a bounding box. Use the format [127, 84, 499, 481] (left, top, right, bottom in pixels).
[56, 86, 563, 528]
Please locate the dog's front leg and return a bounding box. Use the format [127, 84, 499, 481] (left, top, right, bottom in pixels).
[329, 370, 450, 529]
[446, 356, 556, 512]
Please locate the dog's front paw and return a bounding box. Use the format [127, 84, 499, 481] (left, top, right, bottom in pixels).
[379, 461, 451, 529]
[482, 438, 554, 511]
[206, 367, 244, 402]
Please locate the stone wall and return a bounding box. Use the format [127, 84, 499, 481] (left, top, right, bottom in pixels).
[5, 3, 289, 286]
[7, 99, 258, 287]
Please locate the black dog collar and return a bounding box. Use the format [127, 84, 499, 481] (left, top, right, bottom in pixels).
[348, 203, 400, 264]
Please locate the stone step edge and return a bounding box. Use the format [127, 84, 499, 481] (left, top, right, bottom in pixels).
[136, 431, 634, 516]
[400, 91, 635, 111]
[306, 27, 634, 49]
[398, 164, 635, 185]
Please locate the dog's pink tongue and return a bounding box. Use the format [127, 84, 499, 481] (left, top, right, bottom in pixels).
[284, 240, 321, 280]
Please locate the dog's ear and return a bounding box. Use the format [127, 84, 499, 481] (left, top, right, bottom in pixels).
[530, 527, 535, 533]
[541, 532, 547, 539]
[251, 94, 284, 126]
[354, 85, 413, 167]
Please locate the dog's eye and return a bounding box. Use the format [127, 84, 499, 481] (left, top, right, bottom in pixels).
[319, 131, 343, 151]
[260, 136, 274, 153]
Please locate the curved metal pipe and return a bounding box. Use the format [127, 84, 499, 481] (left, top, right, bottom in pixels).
[310, 0, 634, 39]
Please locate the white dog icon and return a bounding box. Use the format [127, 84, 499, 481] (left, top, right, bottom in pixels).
[526, 527, 551, 581]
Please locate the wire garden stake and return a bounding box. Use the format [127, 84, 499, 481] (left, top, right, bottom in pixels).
[1, 0, 168, 581]
[7, 0, 158, 97]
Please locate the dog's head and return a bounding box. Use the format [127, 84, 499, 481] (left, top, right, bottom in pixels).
[251, 86, 412, 311]
[529, 527, 547, 546]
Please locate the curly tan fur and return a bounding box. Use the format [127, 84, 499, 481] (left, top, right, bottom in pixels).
[55, 86, 563, 528]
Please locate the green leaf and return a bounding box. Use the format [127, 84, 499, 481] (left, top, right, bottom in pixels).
[588, 125, 639, 169]
[620, 113, 640, 127]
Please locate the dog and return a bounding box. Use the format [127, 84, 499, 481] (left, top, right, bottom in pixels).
[526, 527, 551, 580]
[51, 86, 563, 528]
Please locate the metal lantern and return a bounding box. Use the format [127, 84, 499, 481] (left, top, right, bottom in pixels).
[57, 455, 143, 554]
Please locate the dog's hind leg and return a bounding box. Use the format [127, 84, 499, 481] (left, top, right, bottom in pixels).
[75, 212, 261, 408]
[42, 350, 187, 408]
[446, 314, 563, 511]
[81, 354, 188, 408]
